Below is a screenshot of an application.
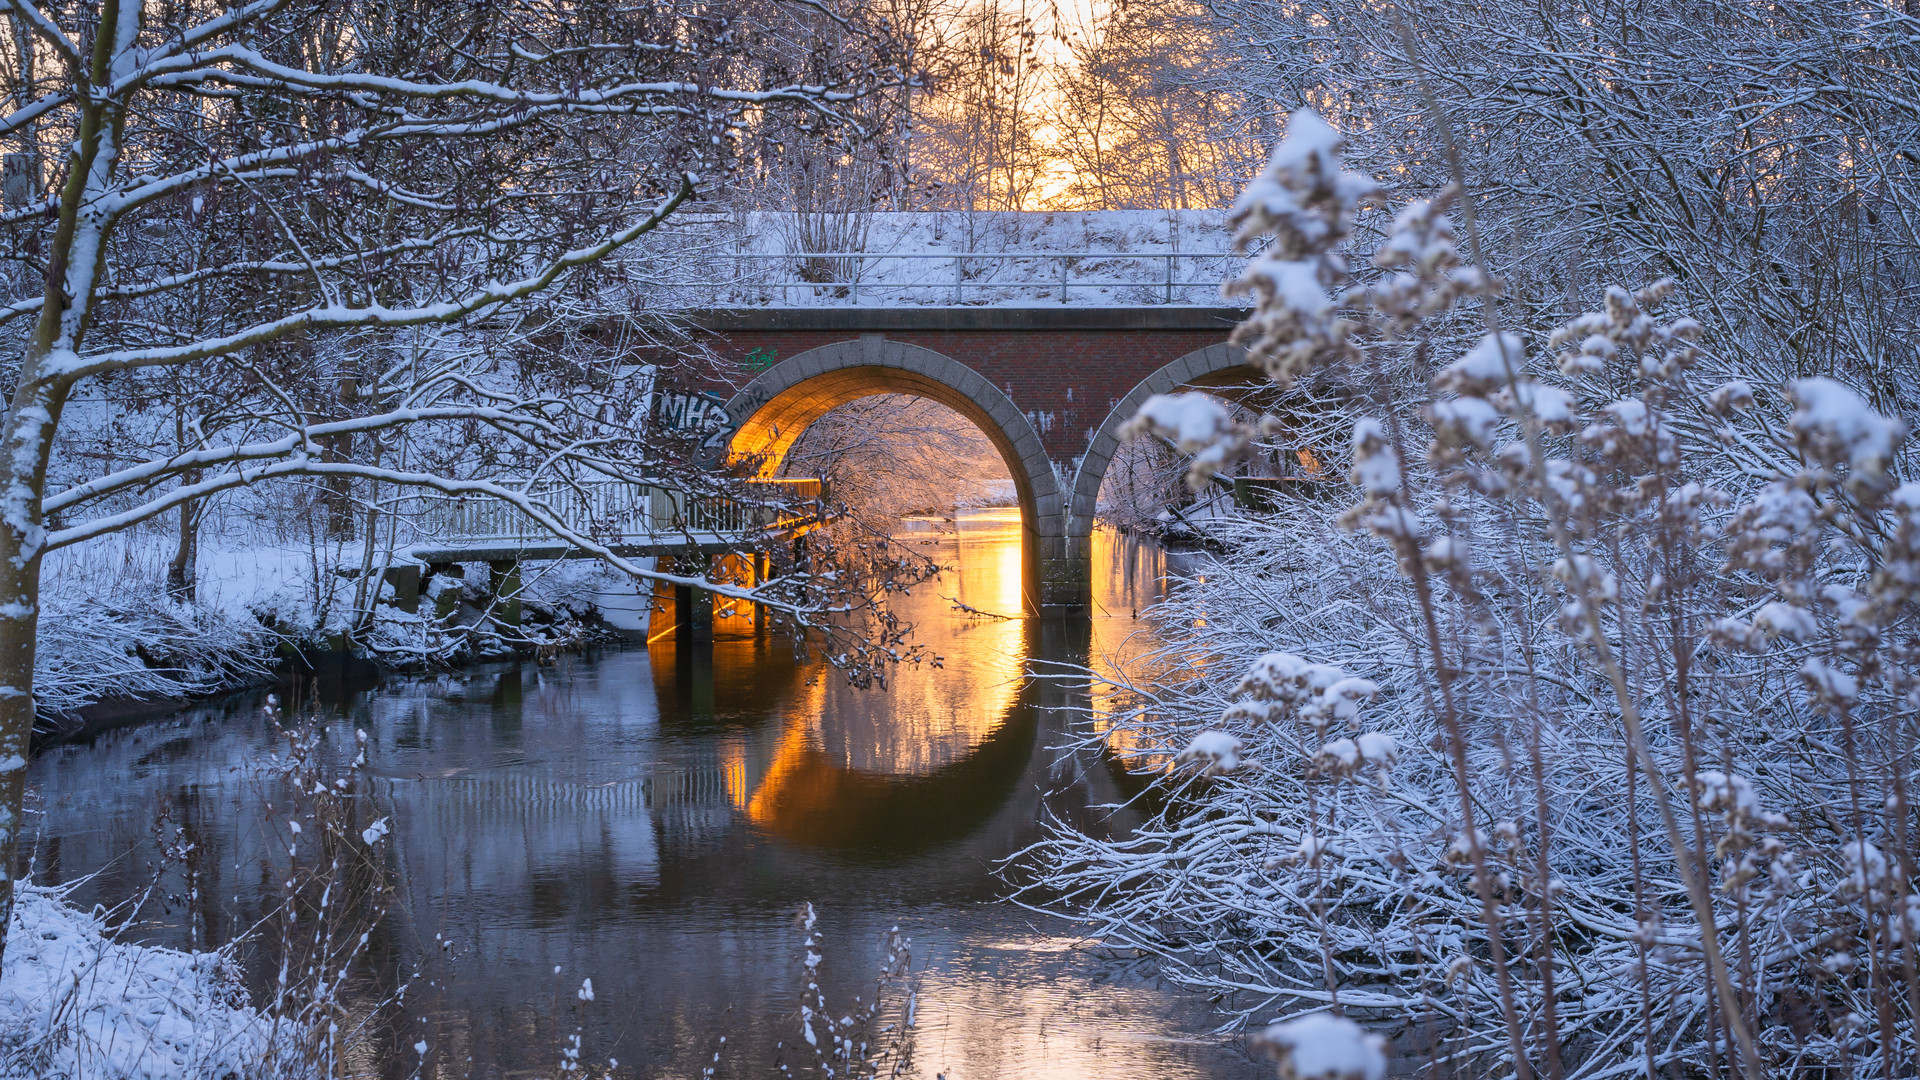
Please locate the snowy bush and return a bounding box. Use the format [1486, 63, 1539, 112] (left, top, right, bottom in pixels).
[1026, 111, 1920, 1077]
[0, 885, 277, 1080]
[35, 542, 272, 720]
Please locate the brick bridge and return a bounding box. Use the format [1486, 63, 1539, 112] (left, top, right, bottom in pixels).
[689, 306, 1258, 617]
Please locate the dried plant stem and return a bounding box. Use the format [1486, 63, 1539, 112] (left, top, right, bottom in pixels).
[1391, 11, 1763, 1076]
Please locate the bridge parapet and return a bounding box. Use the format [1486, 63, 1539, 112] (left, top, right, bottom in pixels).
[660, 250, 1248, 308]
[623, 209, 1252, 311]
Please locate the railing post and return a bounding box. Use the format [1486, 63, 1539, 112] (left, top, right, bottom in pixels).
[1166, 253, 1175, 304]
[1059, 254, 1068, 303]
[753, 552, 769, 633]
[952, 255, 963, 304]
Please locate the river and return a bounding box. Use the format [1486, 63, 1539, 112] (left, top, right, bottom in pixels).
[22, 509, 1263, 1078]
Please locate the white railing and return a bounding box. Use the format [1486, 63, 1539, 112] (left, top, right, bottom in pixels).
[629, 250, 1249, 306]
[409, 478, 827, 549]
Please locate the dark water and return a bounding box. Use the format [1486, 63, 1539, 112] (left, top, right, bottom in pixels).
[23, 510, 1260, 1078]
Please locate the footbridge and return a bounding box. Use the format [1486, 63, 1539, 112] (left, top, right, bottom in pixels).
[392, 477, 830, 636]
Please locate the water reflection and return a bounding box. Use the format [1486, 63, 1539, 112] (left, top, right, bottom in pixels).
[21, 509, 1260, 1079]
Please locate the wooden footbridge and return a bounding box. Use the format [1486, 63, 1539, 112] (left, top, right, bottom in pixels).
[407, 478, 827, 564]
[388, 477, 830, 640]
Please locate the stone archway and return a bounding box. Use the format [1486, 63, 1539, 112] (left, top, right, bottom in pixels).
[1063, 342, 1266, 608]
[723, 337, 1071, 615]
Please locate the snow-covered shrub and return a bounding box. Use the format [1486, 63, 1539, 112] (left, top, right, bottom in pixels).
[1026, 111, 1920, 1077]
[35, 541, 273, 720]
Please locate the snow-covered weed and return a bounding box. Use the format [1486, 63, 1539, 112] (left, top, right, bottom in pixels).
[36, 539, 273, 721]
[778, 903, 919, 1080]
[1026, 111, 1920, 1077]
[0, 884, 276, 1080]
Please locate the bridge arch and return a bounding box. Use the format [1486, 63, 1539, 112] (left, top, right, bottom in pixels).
[1065, 343, 1264, 604]
[723, 337, 1070, 615]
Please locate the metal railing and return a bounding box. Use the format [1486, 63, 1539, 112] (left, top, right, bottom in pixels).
[410, 478, 827, 548]
[635, 250, 1249, 306]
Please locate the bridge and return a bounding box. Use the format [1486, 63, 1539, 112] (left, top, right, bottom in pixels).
[407, 478, 828, 565]
[698, 305, 1257, 615]
[392, 477, 829, 637]
[415, 212, 1269, 620]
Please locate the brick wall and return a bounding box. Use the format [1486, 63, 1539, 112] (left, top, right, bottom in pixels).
[694, 328, 1226, 462]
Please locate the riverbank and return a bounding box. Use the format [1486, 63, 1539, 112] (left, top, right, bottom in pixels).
[34, 539, 636, 746]
[0, 885, 286, 1080]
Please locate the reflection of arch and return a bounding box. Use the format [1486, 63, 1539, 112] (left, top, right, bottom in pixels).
[744, 620, 1040, 852]
[724, 338, 1068, 615]
[1065, 343, 1263, 609]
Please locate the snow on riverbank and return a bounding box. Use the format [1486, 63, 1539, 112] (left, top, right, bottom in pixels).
[0, 886, 280, 1080]
[36, 532, 635, 723]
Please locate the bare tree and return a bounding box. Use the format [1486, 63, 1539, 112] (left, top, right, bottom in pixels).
[908, 0, 1055, 211]
[0, 0, 898, 961]
[1048, 0, 1260, 210]
[783, 393, 1010, 527]
[1181, 0, 1920, 404]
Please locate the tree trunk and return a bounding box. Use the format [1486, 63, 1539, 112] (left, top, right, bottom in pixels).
[323, 376, 358, 540]
[0, 0, 117, 963]
[0, 540, 36, 975]
[166, 496, 198, 604]
[0, 385, 63, 972]
[167, 413, 199, 603]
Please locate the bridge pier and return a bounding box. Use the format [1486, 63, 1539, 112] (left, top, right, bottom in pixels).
[383, 563, 422, 614]
[755, 553, 770, 633]
[675, 580, 714, 642]
[646, 553, 717, 645]
[488, 560, 523, 629]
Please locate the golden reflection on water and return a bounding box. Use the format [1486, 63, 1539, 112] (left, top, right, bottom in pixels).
[1084, 522, 1190, 764]
[744, 508, 1029, 840]
[22, 506, 1267, 1080]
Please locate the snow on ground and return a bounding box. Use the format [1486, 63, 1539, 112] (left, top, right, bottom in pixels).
[0, 886, 280, 1080]
[35, 539, 275, 718]
[36, 529, 638, 716]
[626, 209, 1248, 309]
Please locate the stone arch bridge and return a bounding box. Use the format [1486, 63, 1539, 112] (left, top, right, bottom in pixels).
[691, 306, 1258, 617]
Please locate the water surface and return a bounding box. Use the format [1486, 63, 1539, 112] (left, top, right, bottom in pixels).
[24, 510, 1257, 1078]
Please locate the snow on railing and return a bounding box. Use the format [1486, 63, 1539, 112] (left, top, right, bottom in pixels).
[658, 250, 1248, 306]
[609, 210, 1254, 309]
[408, 478, 827, 549]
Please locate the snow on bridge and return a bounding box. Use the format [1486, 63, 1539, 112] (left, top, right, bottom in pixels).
[420, 212, 1269, 621]
[407, 478, 829, 565]
[624, 209, 1251, 310]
